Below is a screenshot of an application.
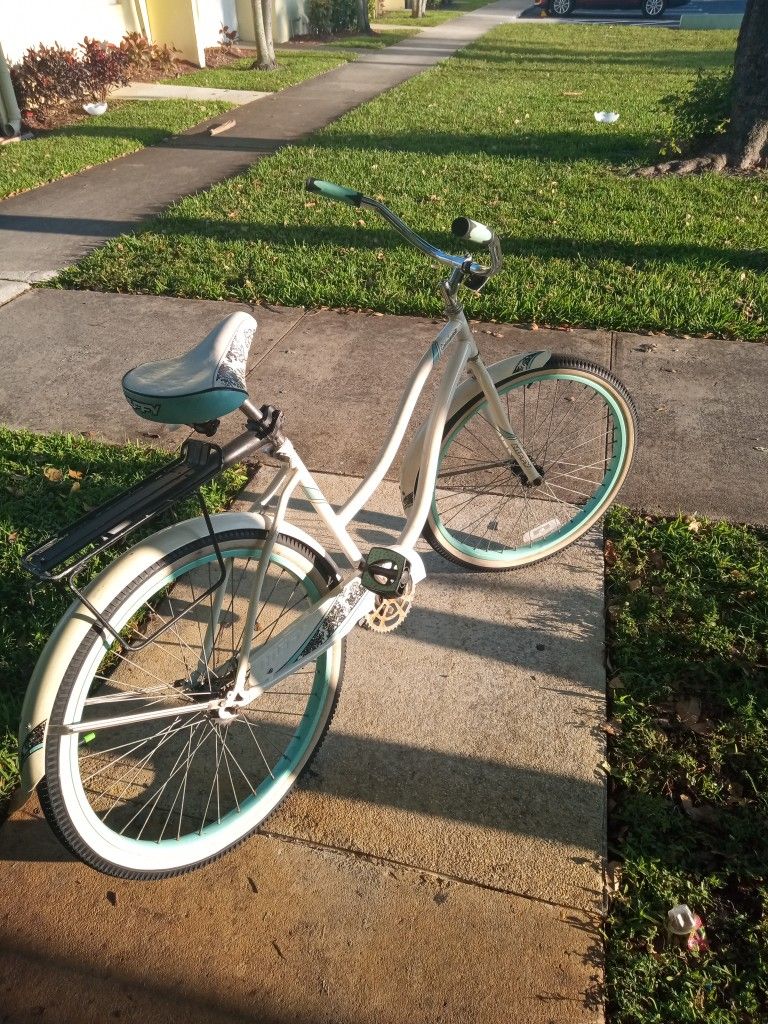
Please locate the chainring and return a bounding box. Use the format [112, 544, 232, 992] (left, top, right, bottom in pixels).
[362, 579, 414, 634]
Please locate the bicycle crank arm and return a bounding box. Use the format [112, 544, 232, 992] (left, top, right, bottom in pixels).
[248, 578, 375, 691]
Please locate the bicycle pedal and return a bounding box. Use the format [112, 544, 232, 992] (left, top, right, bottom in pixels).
[360, 547, 410, 597]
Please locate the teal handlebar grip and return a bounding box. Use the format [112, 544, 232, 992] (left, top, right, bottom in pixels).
[305, 178, 363, 207]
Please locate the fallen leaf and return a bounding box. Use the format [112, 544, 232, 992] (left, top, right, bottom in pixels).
[604, 538, 618, 566]
[606, 860, 622, 892]
[561, 90, 584, 96]
[70, 481, 81, 493]
[676, 697, 702, 727]
[43, 467, 63, 482]
[679, 793, 720, 826]
[599, 760, 612, 774]
[602, 719, 622, 737]
[647, 548, 664, 570]
[68, 469, 84, 480]
[608, 675, 624, 689]
[687, 519, 702, 533]
[6, 531, 18, 543]
[627, 578, 642, 592]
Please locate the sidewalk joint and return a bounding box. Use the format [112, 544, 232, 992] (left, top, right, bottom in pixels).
[260, 827, 604, 919]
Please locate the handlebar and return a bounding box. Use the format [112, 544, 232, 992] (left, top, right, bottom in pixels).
[305, 178, 502, 290]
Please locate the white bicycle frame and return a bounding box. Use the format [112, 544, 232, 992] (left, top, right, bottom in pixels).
[226, 306, 543, 703]
[63, 306, 542, 738]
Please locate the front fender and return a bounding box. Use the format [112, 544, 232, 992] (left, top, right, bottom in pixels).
[399, 348, 552, 506]
[14, 510, 335, 807]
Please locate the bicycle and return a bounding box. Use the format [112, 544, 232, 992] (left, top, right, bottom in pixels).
[18, 179, 637, 879]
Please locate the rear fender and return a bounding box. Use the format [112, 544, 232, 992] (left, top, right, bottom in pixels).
[13, 511, 336, 808]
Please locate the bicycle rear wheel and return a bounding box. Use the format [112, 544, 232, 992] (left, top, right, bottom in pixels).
[423, 356, 637, 569]
[40, 528, 344, 879]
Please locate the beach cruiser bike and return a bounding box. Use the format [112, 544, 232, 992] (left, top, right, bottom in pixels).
[18, 180, 637, 879]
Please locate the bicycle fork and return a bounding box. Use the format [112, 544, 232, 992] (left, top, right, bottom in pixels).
[466, 350, 542, 487]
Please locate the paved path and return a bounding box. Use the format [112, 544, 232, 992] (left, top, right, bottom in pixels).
[1, 2, 764, 1016]
[0, 0, 527, 283]
[111, 82, 271, 104]
[1, 473, 606, 1023]
[1, 289, 766, 524]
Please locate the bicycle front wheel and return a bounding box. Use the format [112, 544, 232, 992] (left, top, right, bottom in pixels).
[424, 356, 637, 569]
[39, 528, 344, 879]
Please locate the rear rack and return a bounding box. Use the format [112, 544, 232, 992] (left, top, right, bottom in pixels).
[23, 439, 228, 653]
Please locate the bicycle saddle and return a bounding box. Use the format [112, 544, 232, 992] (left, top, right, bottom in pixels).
[122, 312, 256, 424]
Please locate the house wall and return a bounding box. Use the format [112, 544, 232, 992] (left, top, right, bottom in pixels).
[235, 0, 308, 46]
[144, 0, 206, 64]
[195, 0, 239, 47]
[0, 0, 141, 63]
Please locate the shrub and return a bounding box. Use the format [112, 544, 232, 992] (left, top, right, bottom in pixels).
[10, 43, 86, 113]
[658, 68, 733, 157]
[118, 32, 177, 77]
[10, 33, 177, 123]
[80, 37, 132, 102]
[308, 0, 358, 35]
[308, 0, 334, 35]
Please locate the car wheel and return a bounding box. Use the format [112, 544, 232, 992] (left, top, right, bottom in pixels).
[641, 0, 666, 16]
[549, 0, 574, 14]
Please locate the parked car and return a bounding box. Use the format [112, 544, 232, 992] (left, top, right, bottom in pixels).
[536, 0, 689, 18]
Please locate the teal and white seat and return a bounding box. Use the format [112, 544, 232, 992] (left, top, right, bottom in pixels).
[122, 312, 257, 424]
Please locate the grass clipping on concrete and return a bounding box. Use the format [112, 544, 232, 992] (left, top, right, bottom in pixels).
[57, 24, 768, 341]
[0, 100, 233, 201]
[604, 508, 768, 1023]
[0, 428, 247, 809]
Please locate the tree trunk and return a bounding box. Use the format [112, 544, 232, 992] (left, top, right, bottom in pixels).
[357, 0, 372, 32]
[727, 0, 768, 168]
[250, 0, 276, 70]
[411, 0, 427, 17]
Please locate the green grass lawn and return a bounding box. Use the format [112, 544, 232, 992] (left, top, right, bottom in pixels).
[0, 428, 246, 810]
[374, 0, 495, 28]
[604, 508, 768, 1023]
[321, 28, 420, 47]
[0, 100, 233, 201]
[166, 49, 350, 91]
[57, 24, 768, 341]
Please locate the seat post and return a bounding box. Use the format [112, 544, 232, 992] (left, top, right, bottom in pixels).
[241, 398, 265, 422]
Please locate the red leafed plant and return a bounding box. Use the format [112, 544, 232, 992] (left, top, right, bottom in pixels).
[80, 37, 132, 102]
[10, 43, 86, 113]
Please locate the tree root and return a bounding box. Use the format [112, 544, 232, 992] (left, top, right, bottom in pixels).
[633, 153, 768, 178]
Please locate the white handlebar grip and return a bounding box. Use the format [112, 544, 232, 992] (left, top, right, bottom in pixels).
[451, 217, 494, 245]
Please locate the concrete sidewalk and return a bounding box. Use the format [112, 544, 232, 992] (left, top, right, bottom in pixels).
[0, 0, 527, 283]
[1, 290, 765, 1022]
[1, 472, 606, 1023]
[1, 289, 766, 524]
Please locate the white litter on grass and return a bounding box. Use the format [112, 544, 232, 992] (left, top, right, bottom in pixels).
[83, 102, 108, 116]
[594, 111, 620, 124]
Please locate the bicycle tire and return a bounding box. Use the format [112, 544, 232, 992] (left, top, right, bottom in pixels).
[39, 527, 345, 880]
[422, 356, 637, 570]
